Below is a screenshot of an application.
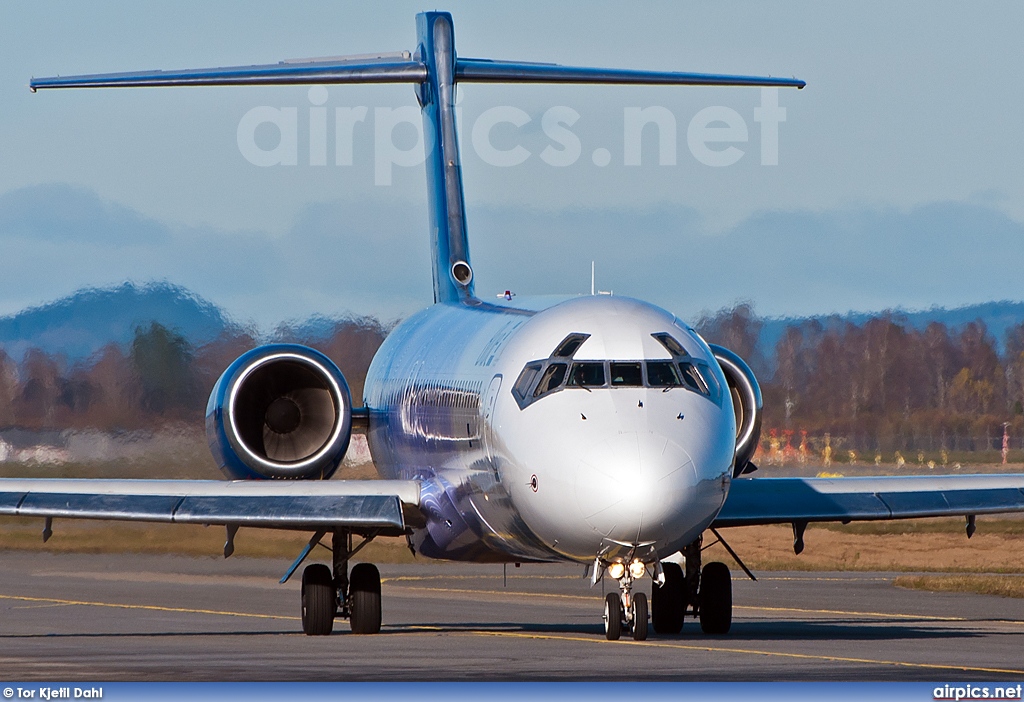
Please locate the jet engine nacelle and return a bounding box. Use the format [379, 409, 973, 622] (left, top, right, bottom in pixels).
[708, 344, 763, 478]
[206, 344, 353, 480]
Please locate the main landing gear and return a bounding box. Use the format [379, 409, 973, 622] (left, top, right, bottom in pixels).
[300, 529, 382, 636]
[650, 535, 733, 635]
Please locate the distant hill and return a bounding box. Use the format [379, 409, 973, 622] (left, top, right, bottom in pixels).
[0, 282, 236, 361]
[758, 300, 1024, 359]
[4, 282, 1024, 366]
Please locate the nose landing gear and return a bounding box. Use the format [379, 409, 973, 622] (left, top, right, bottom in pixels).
[602, 570, 649, 641]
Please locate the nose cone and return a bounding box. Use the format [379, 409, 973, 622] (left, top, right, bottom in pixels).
[575, 431, 703, 545]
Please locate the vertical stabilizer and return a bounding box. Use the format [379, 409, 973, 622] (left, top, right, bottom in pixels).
[415, 12, 474, 304]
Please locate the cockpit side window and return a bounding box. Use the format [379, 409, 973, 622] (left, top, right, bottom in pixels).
[680, 362, 710, 394]
[610, 362, 643, 386]
[646, 361, 681, 388]
[651, 331, 715, 400]
[652, 332, 688, 357]
[512, 363, 542, 403]
[569, 362, 606, 387]
[533, 362, 568, 398]
[552, 333, 590, 358]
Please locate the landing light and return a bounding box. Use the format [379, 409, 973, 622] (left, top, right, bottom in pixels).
[606, 562, 626, 580]
[629, 559, 646, 579]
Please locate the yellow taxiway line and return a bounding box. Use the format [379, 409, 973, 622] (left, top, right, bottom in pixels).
[464, 629, 1024, 677]
[4, 587, 1023, 677]
[383, 583, 978, 622]
[0, 593, 298, 621]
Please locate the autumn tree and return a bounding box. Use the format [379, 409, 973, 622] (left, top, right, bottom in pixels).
[14, 348, 63, 429]
[0, 350, 18, 427]
[79, 343, 139, 429]
[694, 303, 766, 377]
[130, 322, 199, 418]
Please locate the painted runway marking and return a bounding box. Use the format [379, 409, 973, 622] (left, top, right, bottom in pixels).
[0, 593, 298, 621]
[757, 576, 894, 582]
[469, 630, 1024, 676]
[385, 584, 600, 602]
[8, 584, 1019, 630]
[385, 575, 580, 582]
[4, 591, 1023, 675]
[733, 604, 967, 621]
[384, 584, 1015, 624]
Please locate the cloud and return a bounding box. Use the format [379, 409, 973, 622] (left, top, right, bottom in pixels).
[0, 184, 432, 325]
[0, 183, 168, 244]
[469, 200, 1024, 320]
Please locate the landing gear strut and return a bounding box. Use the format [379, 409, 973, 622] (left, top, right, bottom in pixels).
[602, 570, 649, 641]
[300, 529, 382, 635]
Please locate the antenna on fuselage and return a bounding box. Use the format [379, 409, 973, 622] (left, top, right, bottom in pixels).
[591, 261, 613, 296]
[29, 12, 804, 306]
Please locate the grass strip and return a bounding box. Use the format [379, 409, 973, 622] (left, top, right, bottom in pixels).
[894, 574, 1024, 598]
[0, 517, 417, 562]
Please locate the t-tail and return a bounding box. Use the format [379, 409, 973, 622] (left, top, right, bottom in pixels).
[30, 11, 804, 305]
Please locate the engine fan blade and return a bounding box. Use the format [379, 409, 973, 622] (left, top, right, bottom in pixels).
[262, 387, 337, 461]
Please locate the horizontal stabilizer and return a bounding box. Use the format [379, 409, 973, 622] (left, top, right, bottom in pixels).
[32, 55, 805, 92]
[456, 58, 805, 88]
[30, 56, 427, 91]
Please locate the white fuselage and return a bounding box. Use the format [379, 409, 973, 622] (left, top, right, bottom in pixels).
[363, 295, 737, 565]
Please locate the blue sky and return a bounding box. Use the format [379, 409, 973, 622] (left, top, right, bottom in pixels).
[1, 1, 1023, 328]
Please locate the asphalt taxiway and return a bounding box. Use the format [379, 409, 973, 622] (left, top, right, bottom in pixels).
[1, 551, 1022, 681]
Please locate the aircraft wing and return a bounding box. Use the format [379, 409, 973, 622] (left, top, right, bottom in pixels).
[713, 474, 1024, 527]
[0, 478, 422, 536]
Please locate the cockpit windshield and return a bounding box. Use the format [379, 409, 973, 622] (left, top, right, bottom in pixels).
[569, 362, 605, 387]
[511, 331, 719, 409]
[646, 361, 681, 387]
[610, 362, 643, 386]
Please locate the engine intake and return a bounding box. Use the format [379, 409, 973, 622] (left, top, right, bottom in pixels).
[709, 344, 762, 478]
[206, 344, 353, 480]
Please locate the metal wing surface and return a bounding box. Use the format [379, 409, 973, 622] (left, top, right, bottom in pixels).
[30, 54, 804, 92]
[455, 58, 806, 88]
[0, 478, 421, 536]
[30, 54, 426, 90]
[713, 474, 1024, 527]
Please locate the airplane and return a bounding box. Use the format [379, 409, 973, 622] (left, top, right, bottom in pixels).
[4, 11, 1024, 642]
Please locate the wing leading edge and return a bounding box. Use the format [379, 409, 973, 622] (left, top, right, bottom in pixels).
[0, 478, 422, 536]
[713, 474, 1024, 527]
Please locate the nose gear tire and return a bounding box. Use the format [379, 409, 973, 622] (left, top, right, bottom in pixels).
[603, 592, 623, 641]
[631, 592, 649, 641]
